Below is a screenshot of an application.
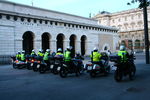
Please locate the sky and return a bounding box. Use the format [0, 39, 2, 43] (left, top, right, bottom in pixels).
[6, 0, 139, 18]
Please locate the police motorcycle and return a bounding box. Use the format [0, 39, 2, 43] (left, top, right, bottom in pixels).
[110, 52, 136, 82]
[38, 55, 55, 74]
[59, 57, 84, 78]
[51, 55, 64, 74]
[85, 52, 110, 78]
[26, 55, 37, 70]
[11, 56, 26, 69]
[32, 56, 43, 72]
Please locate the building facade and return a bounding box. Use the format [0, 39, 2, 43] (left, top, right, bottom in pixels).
[93, 7, 150, 52]
[0, 1, 118, 63]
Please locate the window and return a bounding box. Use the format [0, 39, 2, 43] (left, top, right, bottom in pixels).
[27, 18, 31, 22]
[13, 16, 18, 21]
[34, 19, 37, 23]
[21, 17, 24, 22]
[6, 15, 10, 20]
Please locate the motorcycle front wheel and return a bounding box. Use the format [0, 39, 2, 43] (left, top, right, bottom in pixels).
[60, 67, 68, 78]
[129, 64, 136, 80]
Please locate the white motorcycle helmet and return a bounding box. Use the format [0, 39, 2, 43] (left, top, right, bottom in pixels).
[57, 48, 62, 52]
[46, 49, 50, 52]
[93, 47, 98, 51]
[119, 45, 126, 51]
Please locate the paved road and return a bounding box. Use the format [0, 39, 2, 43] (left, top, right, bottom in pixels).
[0, 54, 150, 100]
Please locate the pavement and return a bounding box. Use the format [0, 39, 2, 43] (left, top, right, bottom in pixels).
[0, 53, 150, 100]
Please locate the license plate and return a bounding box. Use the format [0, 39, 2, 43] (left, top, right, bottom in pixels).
[57, 67, 61, 71]
[50, 65, 54, 69]
[37, 64, 40, 68]
[31, 63, 33, 66]
[88, 66, 92, 70]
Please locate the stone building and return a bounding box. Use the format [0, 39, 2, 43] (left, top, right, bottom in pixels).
[93, 7, 150, 52]
[0, 1, 118, 63]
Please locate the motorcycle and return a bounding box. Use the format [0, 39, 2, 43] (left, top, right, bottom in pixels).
[86, 57, 110, 78]
[38, 56, 55, 74]
[11, 56, 26, 69]
[59, 58, 84, 78]
[32, 56, 43, 72]
[110, 53, 136, 82]
[51, 55, 64, 74]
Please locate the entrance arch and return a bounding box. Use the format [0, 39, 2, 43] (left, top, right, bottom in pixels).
[56, 33, 65, 52]
[22, 31, 34, 54]
[70, 34, 76, 57]
[42, 33, 50, 52]
[81, 35, 87, 56]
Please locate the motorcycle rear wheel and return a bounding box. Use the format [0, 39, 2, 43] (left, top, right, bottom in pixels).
[90, 71, 96, 78]
[39, 65, 46, 73]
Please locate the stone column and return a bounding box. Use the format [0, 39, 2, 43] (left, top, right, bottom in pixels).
[75, 40, 81, 53]
[63, 40, 70, 51]
[51, 39, 57, 52]
[34, 39, 41, 53]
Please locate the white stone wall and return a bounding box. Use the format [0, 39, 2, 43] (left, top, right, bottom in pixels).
[0, 1, 118, 63]
[0, 1, 98, 25]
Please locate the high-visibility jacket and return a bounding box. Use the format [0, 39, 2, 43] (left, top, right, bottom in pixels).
[118, 50, 128, 62]
[38, 52, 44, 57]
[90, 51, 102, 62]
[21, 54, 25, 61]
[43, 52, 50, 60]
[64, 50, 71, 61]
[16, 54, 21, 59]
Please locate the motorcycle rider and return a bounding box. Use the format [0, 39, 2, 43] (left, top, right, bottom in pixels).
[56, 48, 63, 56]
[37, 49, 44, 57]
[90, 47, 105, 72]
[16, 51, 21, 60]
[21, 50, 26, 62]
[64, 46, 72, 68]
[117, 45, 129, 63]
[43, 49, 51, 66]
[31, 50, 37, 56]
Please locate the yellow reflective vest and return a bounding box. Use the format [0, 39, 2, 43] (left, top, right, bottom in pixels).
[118, 50, 128, 62]
[90, 51, 102, 62]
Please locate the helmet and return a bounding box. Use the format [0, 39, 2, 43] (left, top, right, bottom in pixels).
[22, 50, 25, 53]
[57, 48, 62, 52]
[93, 47, 98, 51]
[66, 46, 71, 50]
[46, 49, 50, 52]
[32, 50, 35, 52]
[18, 51, 21, 54]
[39, 49, 42, 52]
[120, 45, 126, 51]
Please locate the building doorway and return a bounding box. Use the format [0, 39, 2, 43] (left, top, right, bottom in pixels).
[42, 33, 50, 52]
[81, 35, 87, 56]
[22, 31, 34, 54]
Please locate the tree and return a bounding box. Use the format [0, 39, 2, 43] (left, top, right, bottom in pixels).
[128, 0, 150, 64]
